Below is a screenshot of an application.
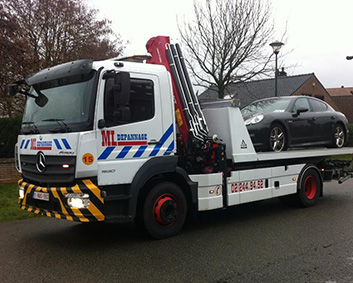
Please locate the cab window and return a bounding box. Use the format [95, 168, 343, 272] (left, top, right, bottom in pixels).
[104, 78, 154, 127]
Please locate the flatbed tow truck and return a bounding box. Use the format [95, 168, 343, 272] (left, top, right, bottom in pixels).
[8, 36, 353, 238]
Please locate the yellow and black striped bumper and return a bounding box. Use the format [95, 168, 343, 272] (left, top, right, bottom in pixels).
[18, 179, 105, 222]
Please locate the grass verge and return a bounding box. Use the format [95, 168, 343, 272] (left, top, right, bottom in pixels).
[0, 183, 42, 222]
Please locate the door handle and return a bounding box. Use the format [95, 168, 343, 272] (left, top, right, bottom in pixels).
[312, 117, 316, 121]
[331, 116, 335, 120]
[148, 139, 161, 145]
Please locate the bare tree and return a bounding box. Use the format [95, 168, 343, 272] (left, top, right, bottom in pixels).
[0, 0, 126, 117]
[179, 0, 276, 99]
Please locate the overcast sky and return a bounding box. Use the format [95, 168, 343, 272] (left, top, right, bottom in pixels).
[89, 0, 353, 89]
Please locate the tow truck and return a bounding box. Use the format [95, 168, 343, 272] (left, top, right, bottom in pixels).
[7, 36, 353, 239]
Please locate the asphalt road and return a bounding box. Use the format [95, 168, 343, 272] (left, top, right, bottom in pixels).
[1, 180, 353, 283]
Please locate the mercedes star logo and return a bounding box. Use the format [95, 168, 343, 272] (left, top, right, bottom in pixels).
[36, 151, 46, 173]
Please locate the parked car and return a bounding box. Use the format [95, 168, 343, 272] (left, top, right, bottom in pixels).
[240, 96, 349, 152]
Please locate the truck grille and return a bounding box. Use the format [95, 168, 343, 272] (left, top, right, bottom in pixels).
[20, 154, 76, 186]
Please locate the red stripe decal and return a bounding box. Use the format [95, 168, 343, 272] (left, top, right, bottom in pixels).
[118, 141, 148, 146]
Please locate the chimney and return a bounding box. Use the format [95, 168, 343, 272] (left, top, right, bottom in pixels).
[278, 67, 287, 77]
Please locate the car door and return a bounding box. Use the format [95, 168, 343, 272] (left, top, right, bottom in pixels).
[287, 97, 316, 145]
[308, 98, 334, 143]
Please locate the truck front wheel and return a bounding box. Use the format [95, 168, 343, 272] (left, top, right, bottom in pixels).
[143, 182, 187, 239]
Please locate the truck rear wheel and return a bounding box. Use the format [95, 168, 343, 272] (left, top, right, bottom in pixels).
[296, 167, 321, 207]
[143, 182, 187, 239]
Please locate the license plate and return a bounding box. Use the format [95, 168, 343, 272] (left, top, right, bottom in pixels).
[32, 191, 50, 202]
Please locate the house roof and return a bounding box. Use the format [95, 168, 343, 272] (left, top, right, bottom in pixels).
[199, 73, 314, 106]
[327, 87, 353, 97]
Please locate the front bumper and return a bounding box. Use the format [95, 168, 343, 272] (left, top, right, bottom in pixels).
[246, 124, 270, 151]
[18, 179, 105, 222]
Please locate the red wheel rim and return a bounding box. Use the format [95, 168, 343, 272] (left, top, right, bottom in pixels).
[304, 175, 317, 200]
[153, 194, 177, 226]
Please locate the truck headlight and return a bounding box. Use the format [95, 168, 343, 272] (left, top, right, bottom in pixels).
[245, 114, 264, 126]
[19, 186, 24, 199]
[65, 193, 90, 209]
[15, 144, 21, 173]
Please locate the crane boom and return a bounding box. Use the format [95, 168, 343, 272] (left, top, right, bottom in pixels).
[146, 36, 208, 144]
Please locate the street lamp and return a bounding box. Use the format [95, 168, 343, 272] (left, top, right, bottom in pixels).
[270, 40, 284, 97]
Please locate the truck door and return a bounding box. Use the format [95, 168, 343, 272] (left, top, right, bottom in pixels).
[97, 72, 174, 186]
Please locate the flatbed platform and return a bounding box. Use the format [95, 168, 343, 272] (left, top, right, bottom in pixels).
[233, 147, 353, 163]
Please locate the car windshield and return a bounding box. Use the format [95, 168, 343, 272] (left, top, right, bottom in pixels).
[241, 98, 292, 116]
[22, 70, 97, 134]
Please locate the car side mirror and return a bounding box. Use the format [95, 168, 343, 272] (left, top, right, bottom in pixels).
[297, 107, 308, 114]
[293, 106, 308, 117]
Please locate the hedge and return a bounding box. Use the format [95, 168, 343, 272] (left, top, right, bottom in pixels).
[0, 117, 22, 158]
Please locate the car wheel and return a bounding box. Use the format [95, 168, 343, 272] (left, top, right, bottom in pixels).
[333, 124, 345, 148]
[269, 124, 287, 152]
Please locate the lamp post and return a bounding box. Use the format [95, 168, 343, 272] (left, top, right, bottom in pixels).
[270, 40, 284, 97]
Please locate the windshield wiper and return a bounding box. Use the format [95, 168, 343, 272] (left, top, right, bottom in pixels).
[42, 119, 71, 133]
[21, 121, 40, 134]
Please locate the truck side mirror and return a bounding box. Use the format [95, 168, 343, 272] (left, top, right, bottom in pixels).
[35, 93, 48, 107]
[113, 72, 131, 124]
[114, 72, 130, 106]
[5, 84, 19, 96]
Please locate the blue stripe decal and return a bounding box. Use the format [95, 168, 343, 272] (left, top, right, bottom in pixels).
[54, 139, 62, 150]
[24, 140, 30, 149]
[133, 146, 147, 158]
[150, 124, 173, 157]
[164, 141, 174, 156]
[20, 140, 25, 149]
[117, 146, 132, 159]
[62, 139, 71, 149]
[98, 147, 115, 160]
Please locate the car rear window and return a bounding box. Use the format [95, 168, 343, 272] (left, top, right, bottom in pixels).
[310, 99, 327, 112]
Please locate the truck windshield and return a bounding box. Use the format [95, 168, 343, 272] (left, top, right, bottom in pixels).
[22, 70, 97, 134]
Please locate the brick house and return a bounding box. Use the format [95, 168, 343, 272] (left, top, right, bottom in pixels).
[199, 72, 339, 111]
[326, 87, 353, 123]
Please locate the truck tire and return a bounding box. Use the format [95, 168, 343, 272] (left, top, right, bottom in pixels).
[143, 182, 187, 239]
[296, 167, 321, 207]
